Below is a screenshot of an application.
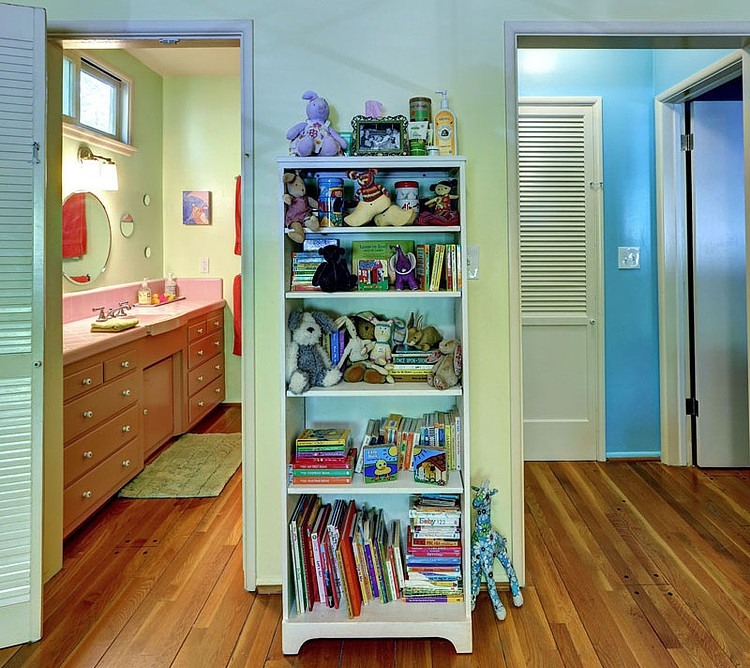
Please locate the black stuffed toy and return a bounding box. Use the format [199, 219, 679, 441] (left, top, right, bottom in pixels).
[312, 244, 357, 292]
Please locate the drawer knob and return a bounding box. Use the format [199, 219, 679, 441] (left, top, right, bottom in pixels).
[197, 328, 204, 334]
[198, 400, 205, 407]
[82, 378, 92, 386]
[197, 350, 204, 356]
[122, 389, 132, 397]
[197, 375, 204, 382]
[122, 459, 131, 468]
[215, 387, 221, 394]
[82, 490, 92, 499]
[122, 425, 132, 433]
[214, 365, 221, 371]
[121, 361, 131, 369]
[83, 451, 93, 459]
[214, 321, 220, 327]
[214, 341, 220, 347]
[143, 408, 149, 415]
[83, 410, 93, 419]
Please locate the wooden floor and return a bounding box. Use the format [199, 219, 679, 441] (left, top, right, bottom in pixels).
[3, 409, 750, 666]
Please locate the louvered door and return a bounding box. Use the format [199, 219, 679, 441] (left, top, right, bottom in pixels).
[518, 100, 603, 461]
[0, 3, 45, 647]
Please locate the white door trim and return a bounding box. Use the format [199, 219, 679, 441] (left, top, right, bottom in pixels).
[505, 20, 750, 586]
[47, 19, 257, 591]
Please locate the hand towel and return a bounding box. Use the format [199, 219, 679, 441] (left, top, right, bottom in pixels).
[91, 317, 139, 333]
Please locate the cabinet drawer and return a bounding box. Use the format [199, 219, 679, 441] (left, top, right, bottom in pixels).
[188, 332, 224, 369]
[188, 319, 208, 342]
[64, 404, 141, 484]
[207, 311, 223, 335]
[63, 374, 141, 443]
[64, 363, 103, 401]
[189, 378, 225, 425]
[103, 347, 139, 382]
[63, 438, 143, 536]
[188, 353, 224, 396]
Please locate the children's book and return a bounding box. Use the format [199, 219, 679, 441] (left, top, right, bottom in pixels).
[296, 427, 350, 445]
[429, 244, 446, 291]
[362, 443, 399, 483]
[357, 259, 389, 291]
[413, 446, 448, 486]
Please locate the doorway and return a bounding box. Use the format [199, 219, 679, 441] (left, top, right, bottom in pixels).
[48, 21, 256, 592]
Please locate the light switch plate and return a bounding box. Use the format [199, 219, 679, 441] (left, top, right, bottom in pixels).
[466, 245, 479, 280]
[618, 246, 640, 270]
[199, 256, 210, 273]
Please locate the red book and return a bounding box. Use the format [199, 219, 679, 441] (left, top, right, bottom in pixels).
[338, 500, 362, 617]
[407, 526, 462, 557]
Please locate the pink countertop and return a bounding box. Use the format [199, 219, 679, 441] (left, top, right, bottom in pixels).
[63, 278, 226, 366]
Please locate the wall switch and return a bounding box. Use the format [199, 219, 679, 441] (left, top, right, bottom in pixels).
[618, 246, 640, 270]
[199, 256, 210, 274]
[466, 244, 480, 280]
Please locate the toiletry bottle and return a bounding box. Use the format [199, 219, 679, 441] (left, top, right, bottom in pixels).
[165, 272, 178, 298]
[434, 90, 457, 156]
[138, 279, 152, 305]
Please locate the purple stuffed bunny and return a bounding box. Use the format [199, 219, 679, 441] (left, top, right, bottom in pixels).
[287, 91, 347, 157]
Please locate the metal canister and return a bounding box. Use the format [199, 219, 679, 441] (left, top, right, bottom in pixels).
[409, 96, 432, 122]
[317, 177, 344, 226]
[395, 180, 420, 213]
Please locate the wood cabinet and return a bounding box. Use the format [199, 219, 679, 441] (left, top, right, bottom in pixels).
[62, 346, 143, 537]
[62, 306, 226, 536]
[278, 157, 471, 654]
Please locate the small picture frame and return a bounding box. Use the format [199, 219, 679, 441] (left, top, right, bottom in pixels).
[351, 115, 408, 156]
[182, 190, 211, 225]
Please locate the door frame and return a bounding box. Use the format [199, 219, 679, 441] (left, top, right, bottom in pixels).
[47, 19, 257, 590]
[655, 50, 745, 467]
[505, 21, 750, 584]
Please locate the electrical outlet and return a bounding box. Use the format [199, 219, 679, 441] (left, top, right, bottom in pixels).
[199, 256, 210, 274]
[466, 245, 479, 280]
[618, 246, 640, 270]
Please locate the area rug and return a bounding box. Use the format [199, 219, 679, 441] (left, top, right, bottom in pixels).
[119, 432, 241, 498]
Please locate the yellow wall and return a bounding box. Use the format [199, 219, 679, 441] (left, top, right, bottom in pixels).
[162, 76, 242, 401]
[31, 0, 750, 587]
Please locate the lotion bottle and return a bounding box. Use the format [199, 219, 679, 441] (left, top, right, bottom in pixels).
[165, 272, 178, 297]
[434, 90, 456, 156]
[138, 278, 152, 305]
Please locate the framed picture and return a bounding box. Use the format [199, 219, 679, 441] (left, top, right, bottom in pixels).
[182, 190, 211, 225]
[350, 115, 408, 156]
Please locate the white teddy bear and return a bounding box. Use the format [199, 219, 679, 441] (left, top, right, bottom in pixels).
[286, 310, 342, 394]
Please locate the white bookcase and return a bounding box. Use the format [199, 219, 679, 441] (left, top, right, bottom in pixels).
[278, 156, 471, 654]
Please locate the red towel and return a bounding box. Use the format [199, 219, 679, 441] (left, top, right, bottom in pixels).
[62, 192, 88, 259]
[234, 175, 242, 256]
[233, 273, 242, 356]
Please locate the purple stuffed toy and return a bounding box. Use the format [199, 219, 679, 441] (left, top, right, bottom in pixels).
[287, 91, 347, 157]
[389, 245, 418, 291]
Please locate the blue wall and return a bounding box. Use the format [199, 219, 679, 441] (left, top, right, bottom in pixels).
[518, 48, 734, 458]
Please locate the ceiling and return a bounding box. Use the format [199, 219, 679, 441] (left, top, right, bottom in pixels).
[125, 45, 240, 77]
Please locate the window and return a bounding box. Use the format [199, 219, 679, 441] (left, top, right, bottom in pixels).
[63, 53, 131, 146]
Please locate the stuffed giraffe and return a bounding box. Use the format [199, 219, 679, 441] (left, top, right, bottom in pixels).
[470, 480, 523, 620]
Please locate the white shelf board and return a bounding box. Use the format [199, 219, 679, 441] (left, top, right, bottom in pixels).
[286, 290, 461, 300]
[288, 469, 465, 496]
[287, 382, 463, 398]
[309, 226, 461, 234]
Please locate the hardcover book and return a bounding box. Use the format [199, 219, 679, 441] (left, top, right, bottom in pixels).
[362, 443, 399, 483]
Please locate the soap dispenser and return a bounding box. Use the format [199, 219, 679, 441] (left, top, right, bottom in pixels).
[434, 90, 457, 156]
[165, 272, 178, 298]
[138, 278, 152, 305]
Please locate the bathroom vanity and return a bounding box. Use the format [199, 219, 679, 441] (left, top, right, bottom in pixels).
[62, 279, 226, 537]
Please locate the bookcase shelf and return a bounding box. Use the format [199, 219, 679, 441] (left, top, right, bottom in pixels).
[279, 156, 471, 655]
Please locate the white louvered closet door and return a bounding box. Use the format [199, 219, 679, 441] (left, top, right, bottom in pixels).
[518, 99, 603, 461]
[0, 3, 46, 647]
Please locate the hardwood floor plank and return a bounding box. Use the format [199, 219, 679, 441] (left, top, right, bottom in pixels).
[395, 638, 432, 668]
[228, 594, 284, 668]
[340, 638, 395, 667]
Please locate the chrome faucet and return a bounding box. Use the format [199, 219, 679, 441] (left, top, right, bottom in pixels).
[109, 301, 133, 318]
[92, 306, 108, 322]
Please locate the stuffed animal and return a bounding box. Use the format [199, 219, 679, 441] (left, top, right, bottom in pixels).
[406, 312, 443, 351]
[470, 481, 523, 620]
[283, 171, 319, 243]
[344, 169, 416, 227]
[286, 310, 342, 394]
[338, 312, 395, 384]
[388, 245, 418, 291]
[286, 91, 347, 157]
[312, 244, 357, 292]
[427, 339, 462, 390]
[416, 179, 460, 226]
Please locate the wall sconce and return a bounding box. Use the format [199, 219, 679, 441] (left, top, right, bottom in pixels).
[77, 146, 119, 192]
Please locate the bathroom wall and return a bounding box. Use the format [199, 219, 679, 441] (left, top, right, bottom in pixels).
[162, 75, 242, 402]
[62, 49, 165, 292]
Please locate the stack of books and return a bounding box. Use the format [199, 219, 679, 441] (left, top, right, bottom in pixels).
[389, 346, 438, 382]
[289, 428, 355, 485]
[403, 495, 463, 603]
[414, 243, 462, 292]
[290, 251, 324, 291]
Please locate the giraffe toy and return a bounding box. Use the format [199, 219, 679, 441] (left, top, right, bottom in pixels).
[470, 480, 524, 620]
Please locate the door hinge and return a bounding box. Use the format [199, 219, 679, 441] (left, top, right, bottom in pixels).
[680, 133, 694, 152]
[686, 397, 699, 417]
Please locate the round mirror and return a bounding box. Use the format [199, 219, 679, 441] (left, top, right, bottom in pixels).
[62, 192, 111, 285]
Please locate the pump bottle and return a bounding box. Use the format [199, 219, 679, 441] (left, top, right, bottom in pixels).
[138, 279, 152, 305]
[434, 90, 456, 156]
